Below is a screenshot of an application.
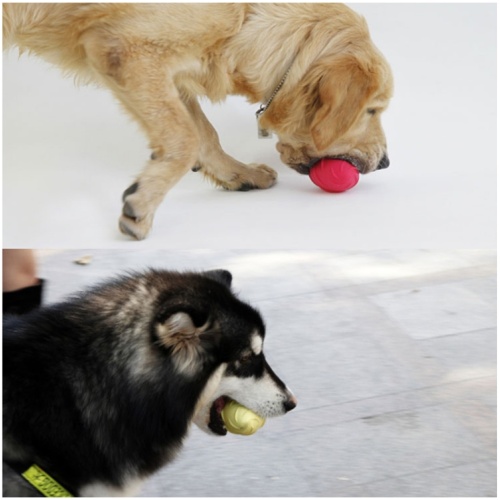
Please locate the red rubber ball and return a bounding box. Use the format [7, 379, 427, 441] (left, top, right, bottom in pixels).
[309, 158, 359, 193]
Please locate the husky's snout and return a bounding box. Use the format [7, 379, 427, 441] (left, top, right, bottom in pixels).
[284, 393, 298, 413]
[232, 370, 297, 419]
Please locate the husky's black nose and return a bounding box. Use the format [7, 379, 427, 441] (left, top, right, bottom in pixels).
[377, 154, 390, 170]
[284, 395, 298, 412]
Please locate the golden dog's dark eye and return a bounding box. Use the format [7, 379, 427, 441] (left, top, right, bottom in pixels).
[367, 108, 377, 115]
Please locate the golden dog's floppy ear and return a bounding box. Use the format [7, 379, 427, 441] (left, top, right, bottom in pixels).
[310, 57, 378, 151]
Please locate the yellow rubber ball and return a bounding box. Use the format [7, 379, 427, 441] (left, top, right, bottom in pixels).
[221, 401, 266, 435]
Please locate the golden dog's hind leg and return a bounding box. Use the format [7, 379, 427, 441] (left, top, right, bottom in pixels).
[184, 98, 277, 191]
[84, 36, 200, 240]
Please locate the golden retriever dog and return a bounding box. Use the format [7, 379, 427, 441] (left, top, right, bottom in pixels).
[3, 3, 393, 240]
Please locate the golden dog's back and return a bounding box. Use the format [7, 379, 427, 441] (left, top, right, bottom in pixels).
[2, 3, 246, 76]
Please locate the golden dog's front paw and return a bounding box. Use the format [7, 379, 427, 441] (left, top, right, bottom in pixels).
[220, 163, 277, 191]
[248, 163, 278, 189]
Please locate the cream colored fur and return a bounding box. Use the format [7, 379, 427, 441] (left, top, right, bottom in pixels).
[3, 3, 393, 240]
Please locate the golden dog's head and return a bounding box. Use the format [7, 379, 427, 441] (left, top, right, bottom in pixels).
[259, 45, 393, 175]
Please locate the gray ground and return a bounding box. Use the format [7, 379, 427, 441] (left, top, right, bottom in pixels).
[36, 249, 496, 497]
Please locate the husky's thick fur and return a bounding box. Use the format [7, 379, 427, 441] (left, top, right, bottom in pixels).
[3, 3, 393, 240]
[3, 269, 296, 497]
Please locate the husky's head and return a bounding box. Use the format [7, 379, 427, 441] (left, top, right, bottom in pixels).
[192, 323, 297, 436]
[150, 269, 297, 436]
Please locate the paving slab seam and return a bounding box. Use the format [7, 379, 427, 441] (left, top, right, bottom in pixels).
[314, 266, 497, 298]
[418, 326, 497, 341]
[334, 457, 497, 493]
[289, 375, 496, 419]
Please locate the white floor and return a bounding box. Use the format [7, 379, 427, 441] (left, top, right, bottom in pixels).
[3, 4, 496, 248]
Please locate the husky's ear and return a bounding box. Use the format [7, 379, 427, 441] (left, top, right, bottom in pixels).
[155, 310, 212, 374]
[204, 269, 232, 288]
[161, 311, 198, 337]
[155, 311, 209, 352]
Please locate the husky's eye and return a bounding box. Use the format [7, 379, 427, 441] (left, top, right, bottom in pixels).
[367, 108, 377, 116]
[227, 352, 264, 378]
[240, 353, 253, 364]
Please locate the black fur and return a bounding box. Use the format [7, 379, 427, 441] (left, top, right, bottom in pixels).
[3, 269, 266, 496]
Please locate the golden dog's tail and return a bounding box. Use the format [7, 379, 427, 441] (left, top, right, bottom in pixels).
[2, 4, 16, 48]
[2, 4, 51, 50]
[2, 3, 26, 48]
[2, 3, 32, 49]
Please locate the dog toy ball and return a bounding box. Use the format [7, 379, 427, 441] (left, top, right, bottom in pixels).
[221, 401, 266, 435]
[309, 158, 359, 193]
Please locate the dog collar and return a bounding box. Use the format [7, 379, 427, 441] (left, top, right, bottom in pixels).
[22, 464, 74, 497]
[255, 60, 294, 139]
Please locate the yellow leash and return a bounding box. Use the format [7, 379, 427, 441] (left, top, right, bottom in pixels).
[22, 464, 73, 497]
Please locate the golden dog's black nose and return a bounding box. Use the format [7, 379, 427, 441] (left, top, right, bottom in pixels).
[377, 154, 390, 170]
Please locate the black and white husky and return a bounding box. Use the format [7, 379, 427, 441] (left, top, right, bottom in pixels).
[3, 269, 297, 497]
